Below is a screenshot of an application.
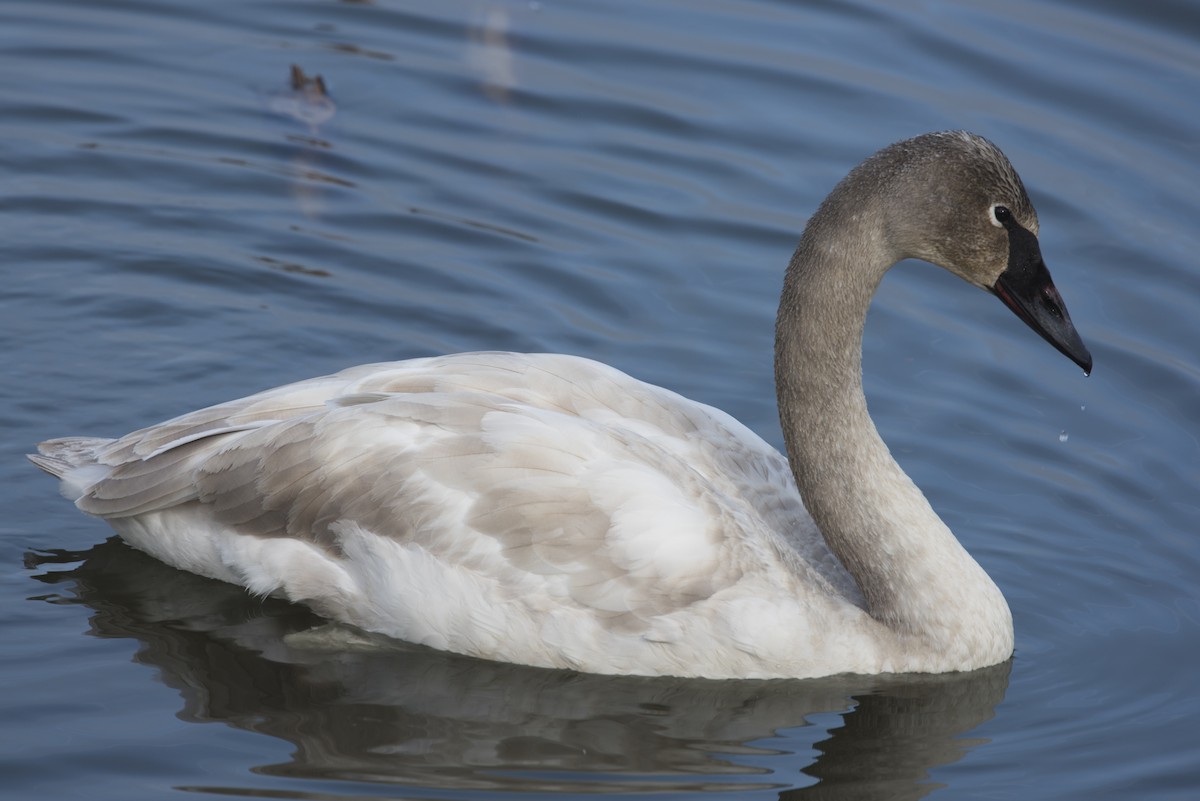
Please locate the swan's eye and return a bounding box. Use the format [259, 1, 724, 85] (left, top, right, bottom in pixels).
[990, 204, 1011, 228]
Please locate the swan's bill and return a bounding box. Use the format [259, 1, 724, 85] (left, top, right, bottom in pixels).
[991, 222, 1092, 375]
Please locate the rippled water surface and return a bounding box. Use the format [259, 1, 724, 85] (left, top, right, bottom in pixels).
[3, 1, 1198, 799]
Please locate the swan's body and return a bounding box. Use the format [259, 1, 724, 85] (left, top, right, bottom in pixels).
[31, 132, 1091, 679]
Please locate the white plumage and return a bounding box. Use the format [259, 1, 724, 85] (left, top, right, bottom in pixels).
[31, 132, 1091, 678]
[35, 353, 867, 677]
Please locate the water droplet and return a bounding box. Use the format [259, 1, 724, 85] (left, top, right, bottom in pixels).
[1058, 430, 1069, 443]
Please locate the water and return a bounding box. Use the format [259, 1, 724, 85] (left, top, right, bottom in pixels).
[2, 0, 1198, 798]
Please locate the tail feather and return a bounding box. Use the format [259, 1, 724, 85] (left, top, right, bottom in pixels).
[28, 437, 117, 503]
[27, 451, 70, 478]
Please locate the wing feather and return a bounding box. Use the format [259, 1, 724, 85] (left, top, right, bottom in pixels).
[43, 353, 847, 630]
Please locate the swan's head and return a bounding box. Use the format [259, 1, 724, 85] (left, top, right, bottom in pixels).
[868, 131, 1092, 374]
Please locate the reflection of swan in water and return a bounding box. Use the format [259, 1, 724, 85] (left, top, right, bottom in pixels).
[30, 539, 1010, 799]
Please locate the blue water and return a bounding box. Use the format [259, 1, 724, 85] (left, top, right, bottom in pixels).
[2, 0, 1198, 798]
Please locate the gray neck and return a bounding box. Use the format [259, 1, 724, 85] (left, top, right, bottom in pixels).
[774, 196, 1011, 662]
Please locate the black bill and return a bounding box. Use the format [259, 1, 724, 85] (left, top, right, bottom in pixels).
[991, 221, 1092, 375]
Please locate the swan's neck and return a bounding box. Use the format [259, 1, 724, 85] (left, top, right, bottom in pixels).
[774, 211, 1012, 669]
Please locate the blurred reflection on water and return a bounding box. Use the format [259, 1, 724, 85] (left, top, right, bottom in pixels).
[31, 541, 1009, 799]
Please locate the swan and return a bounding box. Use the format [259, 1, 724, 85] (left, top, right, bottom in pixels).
[30, 131, 1091, 679]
